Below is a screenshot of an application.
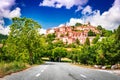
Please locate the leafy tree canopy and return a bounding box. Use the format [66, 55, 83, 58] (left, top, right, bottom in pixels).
[4, 17, 44, 64]
[75, 23, 82, 26]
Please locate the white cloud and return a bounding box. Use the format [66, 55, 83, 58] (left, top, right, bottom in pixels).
[75, 6, 83, 12]
[0, 0, 15, 10]
[0, 18, 10, 35]
[67, 0, 120, 30]
[0, 24, 10, 35]
[40, 0, 88, 11]
[58, 24, 65, 27]
[0, 0, 21, 35]
[9, 7, 21, 19]
[66, 18, 84, 26]
[39, 28, 46, 34]
[1, 7, 21, 19]
[82, 5, 92, 15]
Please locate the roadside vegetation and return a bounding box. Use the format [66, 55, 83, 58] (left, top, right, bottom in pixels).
[0, 61, 30, 77]
[0, 17, 44, 77]
[0, 17, 120, 77]
[67, 25, 120, 69]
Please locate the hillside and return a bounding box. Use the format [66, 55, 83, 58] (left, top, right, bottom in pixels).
[46, 23, 100, 44]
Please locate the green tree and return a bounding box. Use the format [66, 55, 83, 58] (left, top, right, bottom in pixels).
[70, 49, 81, 63]
[75, 38, 80, 45]
[88, 30, 96, 36]
[0, 34, 8, 43]
[97, 25, 102, 30]
[75, 23, 82, 26]
[78, 46, 90, 64]
[5, 17, 43, 64]
[113, 25, 120, 64]
[92, 35, 100, 44]
[115, 25, 120, 42]
[71, 26, 75, 30]
[46, 33, 56, 42]
[95, 37, 115, 65]
[101, 28, 113, 37]
[84, 37, 90, 46]
[53, 40, 64, 47]
[52, 47, 67, 62]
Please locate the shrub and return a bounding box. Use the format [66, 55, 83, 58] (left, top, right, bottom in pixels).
[0, 61, 29, 77]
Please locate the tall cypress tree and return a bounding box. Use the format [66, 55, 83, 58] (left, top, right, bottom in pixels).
[84, 37, 90, 46]
[115, 25, 120, 43]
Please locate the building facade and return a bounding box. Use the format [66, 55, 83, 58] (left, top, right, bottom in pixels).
[46, 24, 100, 44]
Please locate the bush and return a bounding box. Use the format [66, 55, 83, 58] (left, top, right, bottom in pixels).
[106, 65, 111, 69]
[0, 61, 29, 77]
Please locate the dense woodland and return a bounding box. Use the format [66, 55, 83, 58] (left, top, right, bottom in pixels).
[0, 17, 120, 66]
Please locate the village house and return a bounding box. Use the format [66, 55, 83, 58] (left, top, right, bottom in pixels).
[46, 23, 100, 44]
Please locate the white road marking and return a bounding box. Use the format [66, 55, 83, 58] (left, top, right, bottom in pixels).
[44, 65, 48, 70]
[35, 65, 48, 77]
[41, 69, 44, 72]
[36, 73, 41, 77]
[80, 74, 87, 78]
[44, 67, 46, 70]
[45, 65, 48, 68]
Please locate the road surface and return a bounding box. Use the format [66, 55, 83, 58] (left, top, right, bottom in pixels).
[0, 62, 120, 80]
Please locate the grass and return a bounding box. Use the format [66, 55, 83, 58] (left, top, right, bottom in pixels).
[0, 61, 30, 78]
[72, 63, 119, 70]
[71, 63, 94, 69]
[41, 57, 49, 61]
[61, 58, 72, 62]
[42, 57, 72, 63]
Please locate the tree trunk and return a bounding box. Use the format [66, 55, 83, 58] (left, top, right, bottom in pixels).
[29, 51, 33, 65]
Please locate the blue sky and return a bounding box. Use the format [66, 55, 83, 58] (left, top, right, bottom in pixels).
[0, 0, 120, 34]
[16, 0, 114, 28]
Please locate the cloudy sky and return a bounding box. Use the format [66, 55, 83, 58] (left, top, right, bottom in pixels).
[0, 0, 120, 35]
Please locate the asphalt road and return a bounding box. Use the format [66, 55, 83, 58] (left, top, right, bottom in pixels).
[0, 62, 120, 80]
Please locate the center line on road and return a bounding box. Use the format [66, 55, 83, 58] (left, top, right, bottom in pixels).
[44, 67, 46, 70]
[41, 69, 44, 72]
[43, 65, 48, 70]
[36, 73, 41, 77]
[80, 74, 87, 78]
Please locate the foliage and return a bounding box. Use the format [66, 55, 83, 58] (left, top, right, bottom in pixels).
[88, 30, 96, 36]
[0, 61, 29, 77]
[53, 40, 65, 47]
[92, 35, 100, 44]
[0, 17, 120, 70]
[67, 49, 80, 63]
[0, 34, 8, 43]
[66, 43, 78, 48]
[1, 17, 44, 64]
[52, 47, 67, 62]
[115, 25, 120, 42]
[66, 25, 120, 65]
[84, 37, 90, 46]
[97, 25, 102, 30]
[75, 38, 80, 45]
[101, 28, 113, 37]
[60, 34, 64, 37]
[46, 33, 56, 42]
[75, 23, 82, 26]
[97, 25, 113, 37]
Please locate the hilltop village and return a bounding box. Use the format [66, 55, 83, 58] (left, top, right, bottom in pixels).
[46, 23, 100, 44]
